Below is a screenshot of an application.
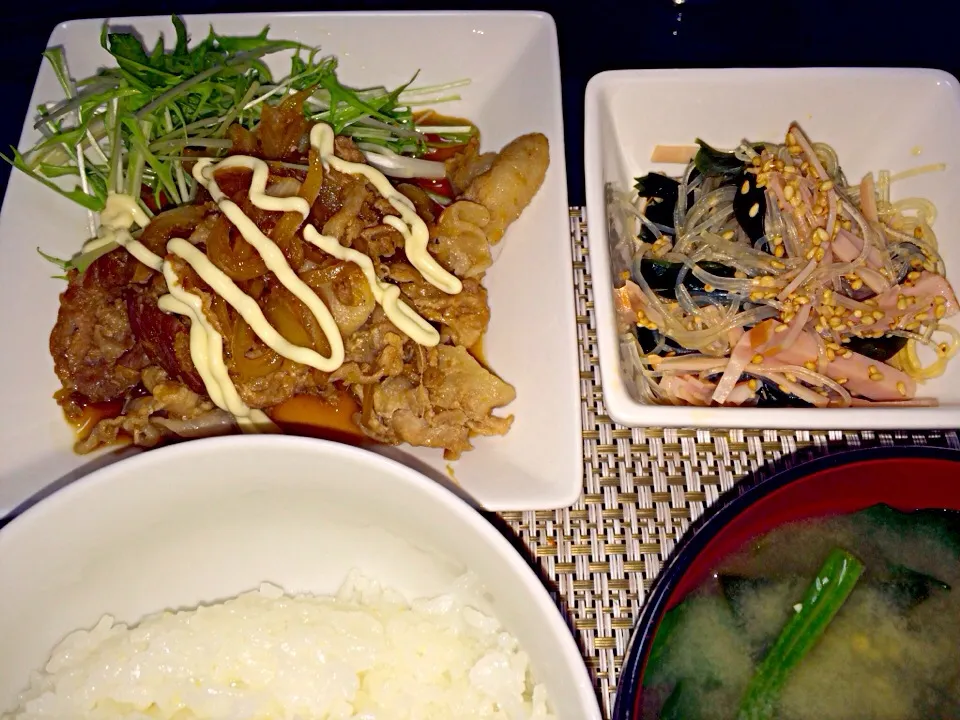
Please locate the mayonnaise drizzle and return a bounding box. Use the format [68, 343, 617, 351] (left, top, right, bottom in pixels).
[303, 226, 441, 346]
[167, 237, 344, 370]
[85, 121, 460, 434]
[85, 192, 163, 271]
[309, 123, 463, 295]
[191, 157, 345, 372]
[157, 268, 277, 434]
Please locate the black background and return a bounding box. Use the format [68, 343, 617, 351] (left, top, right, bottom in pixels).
[1, 0, 955, 206]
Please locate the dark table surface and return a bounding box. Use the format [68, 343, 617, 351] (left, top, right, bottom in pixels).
[1, 0, 956, 207]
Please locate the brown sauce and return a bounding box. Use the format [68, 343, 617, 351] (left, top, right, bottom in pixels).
[268, 390, 371, 446]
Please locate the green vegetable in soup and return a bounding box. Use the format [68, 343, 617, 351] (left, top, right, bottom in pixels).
[859, 504, 960, 557]
[661, 679, 705, 720]
[644, 602, 688, 685]
[736, 548, 864, 720]
[877, 564, 951, 613]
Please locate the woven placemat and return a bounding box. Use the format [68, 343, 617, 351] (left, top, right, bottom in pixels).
[499, 207, 960, 718]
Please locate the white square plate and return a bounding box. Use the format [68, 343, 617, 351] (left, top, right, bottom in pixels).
[585, 67, 960, 429]
[0, 11, 580, 513]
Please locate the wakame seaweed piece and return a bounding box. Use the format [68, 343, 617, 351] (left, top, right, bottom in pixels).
[754, 378, 815, 408]
[732, 167, 767, 242]
[634, 172, 684, 242]
[720, 576, 778, 622]
[858, 504, 960, 557]
[694, 139, 746, 177]
[643, 603, 689, 687]
[877, 564, 951, 612]
[661, 680, 705, 720]
[694, 140, 766, 178]
[736, 548, 864, 720]
[635, 258, 736, 300]
[843, 334, 909, 362]
[635, 172, 681, 202]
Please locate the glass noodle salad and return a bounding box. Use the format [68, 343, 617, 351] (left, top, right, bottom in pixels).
[609, 123, 959, 408]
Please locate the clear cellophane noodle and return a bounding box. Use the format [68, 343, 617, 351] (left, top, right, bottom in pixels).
[612, 126, 956, 406]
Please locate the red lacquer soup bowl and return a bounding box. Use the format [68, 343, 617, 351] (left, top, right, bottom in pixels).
[611, 444, 960, 720]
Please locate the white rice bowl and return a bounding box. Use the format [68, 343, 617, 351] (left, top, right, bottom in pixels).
[0, 437, 600, 720]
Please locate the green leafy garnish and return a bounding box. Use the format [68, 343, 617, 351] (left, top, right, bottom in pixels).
[6, 15, 471, 278]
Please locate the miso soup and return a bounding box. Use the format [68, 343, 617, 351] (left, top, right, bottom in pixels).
[642, 505, 960, 719]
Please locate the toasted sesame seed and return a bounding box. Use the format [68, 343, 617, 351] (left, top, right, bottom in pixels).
[796, 295, 810, 305]
[907, 270, 921, 281]
[916, 312, 929, 322]
[934, 296, 946, 305]
[735, 270, 747, 279]
[828, 317, 842, 328]
[804, 361, 817, 370]
[842, 350, 853, 358]
[805, 248, 816, 260]
[786, 132, 796, 145]
[910, 257, 924, 268]
[760, 276, 776, 287]
[788, 144, 802, 155]
[775, 324, 789, 333]
[853, 310, 863, 318]
[752, 354, 764, 364]
[774, 246, 785, 257]
[784, 185, 796, 201]
[870, 371, 884, 382]
[850, 278, 864, 290]
[741, 180, 750, 195]
[826, 348, 837, 361]
[872, 311, 884, 320]
[936, 305, 947, 319]
[897, 297, 909, 311]
[749, 202, 760, 218]
[861, 316, 876, 326]
[748, 378, 759, 391]
[770, 260, 786, 270]
[897, 381, 907, 396]
[836, 377, 848, 385]
[783, 165, 798, 175]
[820, 180, 834, 192]
[722, 230, 736, 240]
[750, 291, 764, 302]
[785, 372, 798, 382]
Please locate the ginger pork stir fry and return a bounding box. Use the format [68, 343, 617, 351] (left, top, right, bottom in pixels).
[6, 18, 551, 458]
[49, 103, 548, 458]
[610, 123, 958, 408]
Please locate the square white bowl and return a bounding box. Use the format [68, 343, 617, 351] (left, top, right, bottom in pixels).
[584, 67, 960, 430]
[0, 11, 580, 514]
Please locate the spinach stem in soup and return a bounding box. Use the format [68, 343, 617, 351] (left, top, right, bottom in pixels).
[736, 548, 864, 720]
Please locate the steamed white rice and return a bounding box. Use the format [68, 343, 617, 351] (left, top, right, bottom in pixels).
[1, 571, 555, 719]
